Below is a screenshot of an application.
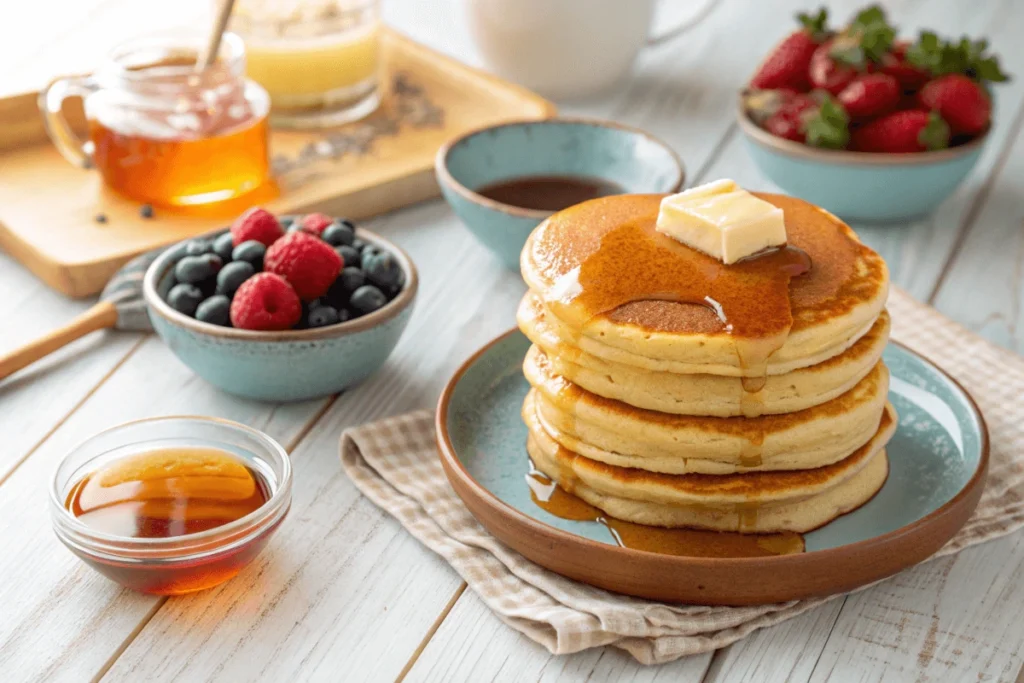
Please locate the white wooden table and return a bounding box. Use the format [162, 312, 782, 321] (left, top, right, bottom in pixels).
[3, 1, 1024, 680]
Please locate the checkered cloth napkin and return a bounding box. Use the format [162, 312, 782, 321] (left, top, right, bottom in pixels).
[339, 288, 1024, 665]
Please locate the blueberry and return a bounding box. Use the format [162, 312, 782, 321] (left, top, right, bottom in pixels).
[279, 216, 295, 230]
[185, 239, 211, 256]
[288, 222, 308, 233]
[321, 221, 355, 247]
[352, 238, 367, 253]
[350, 285, 387, 314]
[337, 307, 351, 323]
[335, 245, 360, 269]
[196, 294, 231, 326]
[360, 247, 382, 271]
[167, 283, 203, 316]
[307, 305, 340, 328]
[364, 251, 403, 291]
[213, 232, 235, 262]
[232, 240, 266, 269]
[338, 267, 366, 296]
[216, 261, 256, 297]
[174, 254, 222, 284]
[140, 204, 154, 219]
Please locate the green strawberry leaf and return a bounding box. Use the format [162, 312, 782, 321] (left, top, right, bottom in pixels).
[858, 21, 897, 63]
[849, 5, 889, 33]
[919, 112, 951, 151]
[805, 97, 850, 149]
[830, 41, 866, 68]
[906, 30, 1011, 83]
[797, 7, 830, 41]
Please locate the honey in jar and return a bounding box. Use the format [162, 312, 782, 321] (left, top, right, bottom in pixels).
[41, 32, 273, 208]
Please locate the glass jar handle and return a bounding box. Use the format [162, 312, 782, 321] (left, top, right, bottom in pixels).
[39, 76, 96, 169]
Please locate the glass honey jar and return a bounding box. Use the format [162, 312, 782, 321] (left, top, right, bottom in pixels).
[40, 31, 272, 208]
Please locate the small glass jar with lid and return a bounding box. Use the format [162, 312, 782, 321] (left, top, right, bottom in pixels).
[230, 0, 383, 129]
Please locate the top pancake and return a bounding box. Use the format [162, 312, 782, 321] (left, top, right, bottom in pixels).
[521, 193, 889, 375]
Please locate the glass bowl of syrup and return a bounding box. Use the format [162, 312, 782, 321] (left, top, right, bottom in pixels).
[49, 416, 291, 595]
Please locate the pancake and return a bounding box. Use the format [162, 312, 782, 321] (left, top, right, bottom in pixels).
[525, 395, 895, 533]
[528, 437, 889, 533]
[524, 345, 890, 473]
[520, 193, 889, 377]
[519, 292, 890, 417]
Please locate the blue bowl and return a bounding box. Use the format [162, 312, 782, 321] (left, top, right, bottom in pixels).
[736, 101, 990, 222]
[435, 119, 685, 269]
[142, 228, 417, 402]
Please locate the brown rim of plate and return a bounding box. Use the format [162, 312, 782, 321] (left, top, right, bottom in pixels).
[434, 117, 687, 221]
[143, 227, 419, 342]
[734, 93, 991, 166]
[434, 328, 990, 605]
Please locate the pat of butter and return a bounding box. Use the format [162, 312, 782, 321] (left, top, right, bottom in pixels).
[656, 180, 786, 264]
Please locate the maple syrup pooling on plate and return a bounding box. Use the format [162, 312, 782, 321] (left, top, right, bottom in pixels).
[526, 460, 804, 557]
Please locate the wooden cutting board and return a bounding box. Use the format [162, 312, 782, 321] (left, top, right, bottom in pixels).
[0, 30, 555, 298]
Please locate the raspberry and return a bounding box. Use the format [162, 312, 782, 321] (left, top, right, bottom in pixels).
[264, 231, 342, 300]
[299, 213, 333, 236]
[231, 208, 284, 247]
[229, 273, 301, 331]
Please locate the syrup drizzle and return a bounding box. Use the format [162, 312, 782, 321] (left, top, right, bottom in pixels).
[526, 460, 804, 558]
[539, 211, 811, 462]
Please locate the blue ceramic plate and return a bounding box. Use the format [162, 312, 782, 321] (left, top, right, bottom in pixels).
[437, 330, 989, 605]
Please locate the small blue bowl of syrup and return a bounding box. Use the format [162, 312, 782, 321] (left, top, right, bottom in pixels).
[50, 416, 291, 595]
[435, 118, 685, 269]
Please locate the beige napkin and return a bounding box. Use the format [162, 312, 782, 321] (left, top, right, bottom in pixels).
[339, 289, 1024, 665]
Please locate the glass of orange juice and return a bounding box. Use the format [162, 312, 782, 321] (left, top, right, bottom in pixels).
[230, 0, 382, 129]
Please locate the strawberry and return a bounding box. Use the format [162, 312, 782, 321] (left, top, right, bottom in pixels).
[760, 92, 819, 142]
[881, 41, 930, 92]
[850, 110, 950, 153]
[918, 74, 992, 135]
[810, 6, 895, 94]
[838, 73, 900, 118]
[750, 8, 830, 90]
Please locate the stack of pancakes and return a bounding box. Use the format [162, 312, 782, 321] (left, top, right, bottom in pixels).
[517, 192, 895, 534]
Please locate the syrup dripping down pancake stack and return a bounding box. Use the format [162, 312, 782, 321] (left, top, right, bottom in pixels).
[517, 191, 895, 534]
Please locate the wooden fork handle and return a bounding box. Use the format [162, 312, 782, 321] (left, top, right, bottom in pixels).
[0, 301, 119, 381]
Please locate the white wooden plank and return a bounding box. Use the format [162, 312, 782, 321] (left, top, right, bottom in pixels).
[701, 601, 844, 683]
[808, 544, 1024, 683]
[0, 250, 141, 480]
[101, 200, 521, 681]
[0, 337, 327, 683]
[404, 589, 713, 683]
[932, 106, 1024, 354]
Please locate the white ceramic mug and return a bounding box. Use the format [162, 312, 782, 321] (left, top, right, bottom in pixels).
[464, 0, 712, 100]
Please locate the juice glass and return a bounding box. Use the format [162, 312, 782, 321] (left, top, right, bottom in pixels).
[231, 0, 383, 128]
[40, 31, 272, 208]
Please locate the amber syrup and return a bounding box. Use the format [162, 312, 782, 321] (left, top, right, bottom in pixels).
[66, 447, 277, 595]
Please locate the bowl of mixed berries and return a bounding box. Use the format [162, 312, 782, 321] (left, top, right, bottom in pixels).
[143, 208, 417, 401]
[737, 4, 1009, 221]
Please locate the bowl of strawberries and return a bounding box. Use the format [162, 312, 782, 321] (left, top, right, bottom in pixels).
[143, 208, 418, 402]
[737, 5, 1008, 221]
